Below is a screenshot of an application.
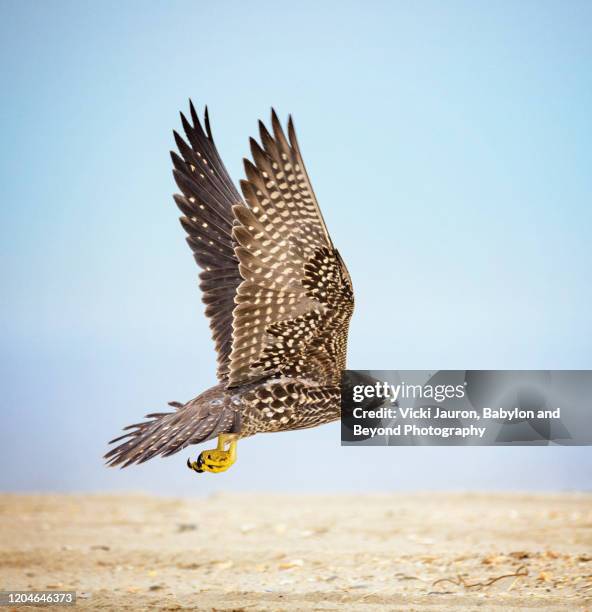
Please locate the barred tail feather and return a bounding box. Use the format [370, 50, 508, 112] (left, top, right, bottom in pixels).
[104, 386, 236, 468]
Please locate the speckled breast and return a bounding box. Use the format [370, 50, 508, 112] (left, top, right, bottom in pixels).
[230, 379, 341, 437]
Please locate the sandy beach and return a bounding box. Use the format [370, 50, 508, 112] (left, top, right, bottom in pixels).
[0, 492, 590, 610]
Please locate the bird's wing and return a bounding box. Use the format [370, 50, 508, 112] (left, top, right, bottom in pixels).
[171, 101, 244, 381]
[228, 111, 354, 388]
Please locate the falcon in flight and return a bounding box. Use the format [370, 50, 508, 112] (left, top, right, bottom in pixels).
[105, 103, 354, 474]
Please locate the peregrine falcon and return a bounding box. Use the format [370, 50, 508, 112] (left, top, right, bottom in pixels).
[105, 103, 354, 474]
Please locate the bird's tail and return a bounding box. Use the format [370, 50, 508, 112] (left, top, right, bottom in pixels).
[104, 385, 237, 468]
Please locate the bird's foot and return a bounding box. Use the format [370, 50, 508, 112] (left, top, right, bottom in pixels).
[187, 434, 237, 474]
[186, 450, 234, 473]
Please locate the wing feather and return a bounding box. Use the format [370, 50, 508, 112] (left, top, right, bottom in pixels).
[227, 111, 354, 387]
[172, 101, 244, 381]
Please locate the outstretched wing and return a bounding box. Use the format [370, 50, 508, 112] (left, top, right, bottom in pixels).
[228, 111, 354, 388]
[171, 101, 243, 381]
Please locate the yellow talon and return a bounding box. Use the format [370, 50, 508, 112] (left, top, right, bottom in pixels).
[187, 434, 237, 474]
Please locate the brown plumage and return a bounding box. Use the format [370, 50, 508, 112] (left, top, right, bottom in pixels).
[105, 102, 354, 469]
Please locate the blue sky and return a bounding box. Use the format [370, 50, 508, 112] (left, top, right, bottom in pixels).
[1, 0, 591, 494]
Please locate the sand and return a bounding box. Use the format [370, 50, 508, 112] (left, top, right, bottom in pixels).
[0, 492, 591, 610]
